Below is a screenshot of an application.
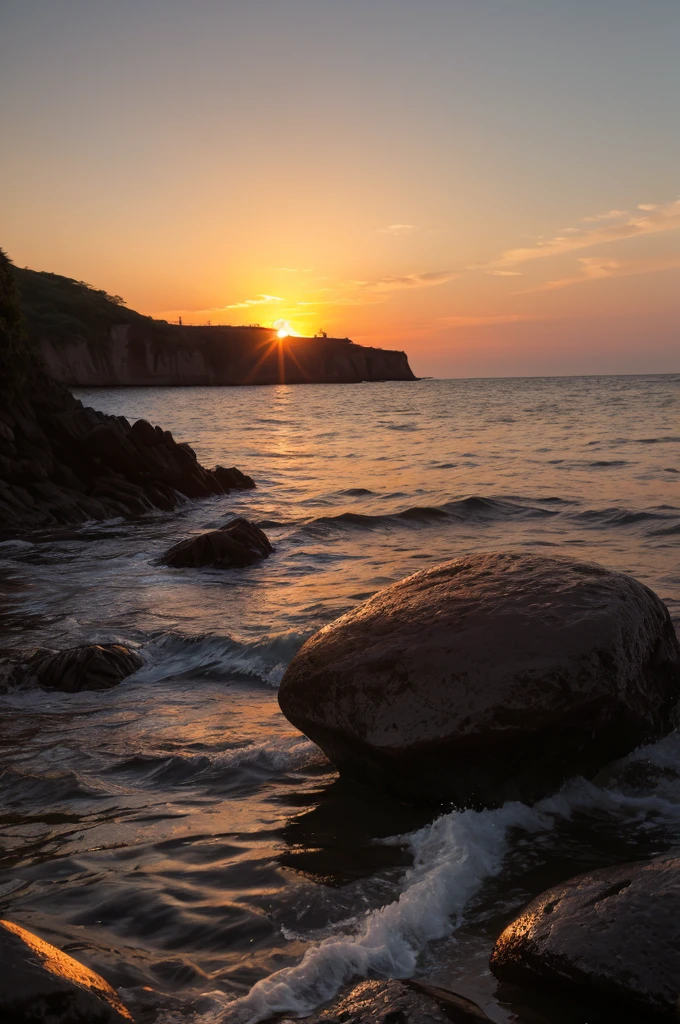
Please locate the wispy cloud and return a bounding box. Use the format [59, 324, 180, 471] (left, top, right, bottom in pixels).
[272, 267, 313, 273]
[225, 294, 284, 309]
[437, 313, 531, 328]
[370, 269, 458, 292]
[527, 255, 680, 293]
[487, 269, 522, 277]
[378, 224, 417, 236]
[582, 209, 626, 223]
[302, 268, 460, 308]
[492, 198, 680, 269]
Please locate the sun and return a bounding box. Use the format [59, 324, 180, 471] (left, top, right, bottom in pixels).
[273, 318, 295, 339]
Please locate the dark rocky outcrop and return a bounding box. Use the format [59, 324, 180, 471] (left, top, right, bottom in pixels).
[0, 917, 133, 1022]
[0, 380, 256, 538]
[0, 251, 257, 539]
[278, 552, 680, 807]
[16, 644, 143, 692]
[161, 517, 272, 568]
[490, 854, 680, 1017]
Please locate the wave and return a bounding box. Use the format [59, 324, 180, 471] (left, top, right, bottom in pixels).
[108, 735, 322, 791]
[135, 631, 311, 688]
[574, 506, 678, 528]
[0, 766, 108, 805]
[227, 732, 680, 1023]
[297, 496, 558, 537]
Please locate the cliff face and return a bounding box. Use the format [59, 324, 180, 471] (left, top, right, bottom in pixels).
[14, 266, 416, 387]
[37, 325, 416, 387]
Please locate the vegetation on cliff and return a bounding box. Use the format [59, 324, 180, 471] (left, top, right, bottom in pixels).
[13, 265, 153, 345]
[0, 250, 34, 399]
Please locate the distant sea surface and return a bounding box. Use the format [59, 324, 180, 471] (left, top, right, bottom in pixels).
[1, 375, 679, 1023]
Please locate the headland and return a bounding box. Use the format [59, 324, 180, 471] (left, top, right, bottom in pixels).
[14, 267, 416, 387]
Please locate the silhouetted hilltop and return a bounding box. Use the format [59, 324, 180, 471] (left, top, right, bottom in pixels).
[13, 266, 416, 387]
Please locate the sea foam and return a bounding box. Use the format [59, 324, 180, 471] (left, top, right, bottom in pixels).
[226, 734, 680, 1023]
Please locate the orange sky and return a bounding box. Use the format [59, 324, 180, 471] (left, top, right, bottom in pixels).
[2, 1, 679, 377]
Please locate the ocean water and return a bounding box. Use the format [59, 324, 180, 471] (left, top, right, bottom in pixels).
[0, 374, 679, 1023]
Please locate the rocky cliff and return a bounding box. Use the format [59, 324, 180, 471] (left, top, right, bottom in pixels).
[14, 266, 416, 387]
[0, 254, 256, 538]
[37, 325, 416, 387]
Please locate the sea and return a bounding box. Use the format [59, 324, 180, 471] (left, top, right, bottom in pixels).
[0, 374, 679, 1024]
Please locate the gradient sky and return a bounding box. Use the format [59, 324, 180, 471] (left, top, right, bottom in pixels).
[2, 0, 679, 378]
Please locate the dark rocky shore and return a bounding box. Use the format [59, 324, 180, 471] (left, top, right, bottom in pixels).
[0, 251, 258, 538]
[0, 374, 255, 538]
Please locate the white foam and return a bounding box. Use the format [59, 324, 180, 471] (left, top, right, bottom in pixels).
[227, 800, 550, 1022]
[134, 632, 307, 688]
[225, 733, 680, 1023]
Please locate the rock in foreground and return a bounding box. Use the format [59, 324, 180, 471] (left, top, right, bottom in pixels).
[297, 979, 491, 1024]
[19, 644, 143, 692]
[161, 517, 272, 568]
[278, 552, 680, 806]
[0, 917, 132, 1022]
[490, 854, 680, 1016]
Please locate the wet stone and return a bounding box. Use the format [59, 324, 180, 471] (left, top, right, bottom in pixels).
[0, 917, 133, 1023]
[279, 552, 680, 807]
[161, 516, 272, 568]
[490, 853, 680, 1016]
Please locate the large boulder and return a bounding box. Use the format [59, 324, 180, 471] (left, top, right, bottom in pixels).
[490, 854, 680, 1016]
[161, 516, 272, 568]
[0, 917, 132, 1022]
[278, 553, 680, 806]
[19, 644, 143, 692]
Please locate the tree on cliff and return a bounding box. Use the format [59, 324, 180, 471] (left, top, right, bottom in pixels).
[0, 248, 33, 400]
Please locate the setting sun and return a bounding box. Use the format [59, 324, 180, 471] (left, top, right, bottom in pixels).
[274, 318, 295, 339]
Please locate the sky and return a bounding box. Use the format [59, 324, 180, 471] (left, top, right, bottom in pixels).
[1, 0, 679, 378]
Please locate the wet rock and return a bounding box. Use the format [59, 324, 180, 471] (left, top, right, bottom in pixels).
[295, 979, 490, 1024]
[0, 365, 257, 537]
[19, 644, 143, 692]
[0, 422, 15, 444]
[0, 917, 133, 1022]
[211, 465, 256, 490]
[130, 417, 158, 446]
[278, 552, 680, 807]
[490, 854, 680, 1016]
[162, 517, 272, 568]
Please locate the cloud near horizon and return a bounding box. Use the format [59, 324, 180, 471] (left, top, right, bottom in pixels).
[437, 313, 532, 329]
[224, 294, 284, 309]
[378, 224, 417, 235]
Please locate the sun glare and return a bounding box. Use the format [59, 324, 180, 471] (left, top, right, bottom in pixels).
[274, 318, 295, 339]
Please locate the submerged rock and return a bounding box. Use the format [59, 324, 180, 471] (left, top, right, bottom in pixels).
[278, 552, 680, 807]
[0, 917, 133, 1022]
[210, 464, 256, 490]
[490, 854, 680, 1016]
[161, 516, 272, 568]
[20, 644, 143, 692]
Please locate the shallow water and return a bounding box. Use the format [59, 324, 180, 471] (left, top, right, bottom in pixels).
[0, 375, 679, 1022]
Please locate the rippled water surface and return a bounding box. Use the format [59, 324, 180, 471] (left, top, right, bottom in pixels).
[1, 376, 679, 1023]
